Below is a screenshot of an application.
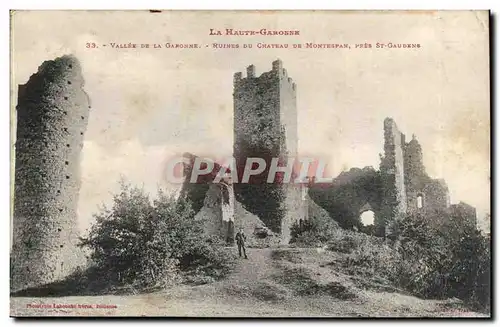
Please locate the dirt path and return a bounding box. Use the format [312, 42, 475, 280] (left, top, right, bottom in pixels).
[10, 247, 488, 317]
[227, 247, 276, 282]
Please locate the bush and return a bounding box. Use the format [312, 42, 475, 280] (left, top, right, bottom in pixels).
[301, 209, 491, 313]
[386, 213, 491, 312]
[79, 180, 235, 291]
[290, 201, 339, 246]
[328, 232, 362, 254]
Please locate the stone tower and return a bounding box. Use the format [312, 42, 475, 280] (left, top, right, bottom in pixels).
[233, 59, 305, 243]
[11, 55, 89, 292]
[233, 60, 297, 158]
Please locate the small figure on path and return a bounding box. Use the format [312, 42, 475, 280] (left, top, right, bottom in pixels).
[235, 228, 248, 259]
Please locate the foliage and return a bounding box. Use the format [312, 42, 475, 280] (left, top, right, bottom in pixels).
[233, 139, 286, 232]
[389, 212, 490, 311]
[79, 180, 236, 291]
[235, 183, 285, 232]
[355, 212, 490, 313]
[290, 201, 340, 246]
[291, 204, 490, 313]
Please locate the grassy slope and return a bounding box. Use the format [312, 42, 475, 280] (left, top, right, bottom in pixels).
[11, 247, 487, 317]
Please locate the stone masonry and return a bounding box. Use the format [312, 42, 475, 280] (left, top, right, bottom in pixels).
[378, 118, 408, 234]
[11, 55, 89, 292]
[378, 118, 475, 234]
[233, 60, 307, 243]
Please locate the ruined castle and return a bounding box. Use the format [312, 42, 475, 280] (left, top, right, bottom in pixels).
[11, 55, 89, 292]
[184, 61, 477, 242]
[10, 56, 477, 293]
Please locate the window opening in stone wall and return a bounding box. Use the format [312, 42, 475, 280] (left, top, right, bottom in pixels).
[360, 210, 375, 226]
[417, 194, 424, 209]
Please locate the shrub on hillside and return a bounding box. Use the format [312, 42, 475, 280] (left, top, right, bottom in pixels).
[290, 206, 339, 246]
[333, 231, 398, 277]
[385, 213, 490, 312]
[79, 181, 236, 290]
[296, 207, 491, 313]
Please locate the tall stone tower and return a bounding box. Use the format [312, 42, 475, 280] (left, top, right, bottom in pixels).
[233, 59, 305, 243]
[233, 60, 298, 158]
[11, 55, 89, 292]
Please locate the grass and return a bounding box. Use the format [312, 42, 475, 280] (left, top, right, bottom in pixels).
[11, 247, 487, 317]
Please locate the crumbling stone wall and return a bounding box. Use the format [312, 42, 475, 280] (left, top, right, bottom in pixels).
[307, 117, 475, 236]
[194, 183, 231, 241]
[309, 167, 382, 230]
[404, 135, 451, 216]
[281, 185, 308, 244]
[193, 181, 279, 247]
[179, 154, 239, 243]
[11, 55, 89, 292]
[220, 179, 235, 243]
[377, 119, 469, 234]
[179, 152, 213, 213]
[378, 118, 408, 234]
[404, 135, 426, 214]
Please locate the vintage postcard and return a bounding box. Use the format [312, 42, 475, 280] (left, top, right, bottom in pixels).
[9, 10, 491, 318]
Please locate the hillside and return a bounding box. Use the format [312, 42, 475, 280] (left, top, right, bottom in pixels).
[10, 246, 486, 318]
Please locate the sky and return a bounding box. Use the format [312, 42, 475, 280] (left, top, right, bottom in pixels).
[10, 10, 491, 232]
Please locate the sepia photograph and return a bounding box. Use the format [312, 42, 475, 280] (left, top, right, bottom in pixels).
[9, 10, 491, 318]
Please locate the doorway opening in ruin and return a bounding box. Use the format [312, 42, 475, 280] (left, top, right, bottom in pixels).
[417, 194, 424, 209]
[360, 210, 375, 226]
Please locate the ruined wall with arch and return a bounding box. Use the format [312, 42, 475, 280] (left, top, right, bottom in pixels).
[308, 167, 383, 231]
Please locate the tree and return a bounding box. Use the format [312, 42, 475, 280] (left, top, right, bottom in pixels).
[389, 212, 491, 312]
[79, 180, 235, 289]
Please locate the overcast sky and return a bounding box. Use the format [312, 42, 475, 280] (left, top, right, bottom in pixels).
[11, 10, 490, 232]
